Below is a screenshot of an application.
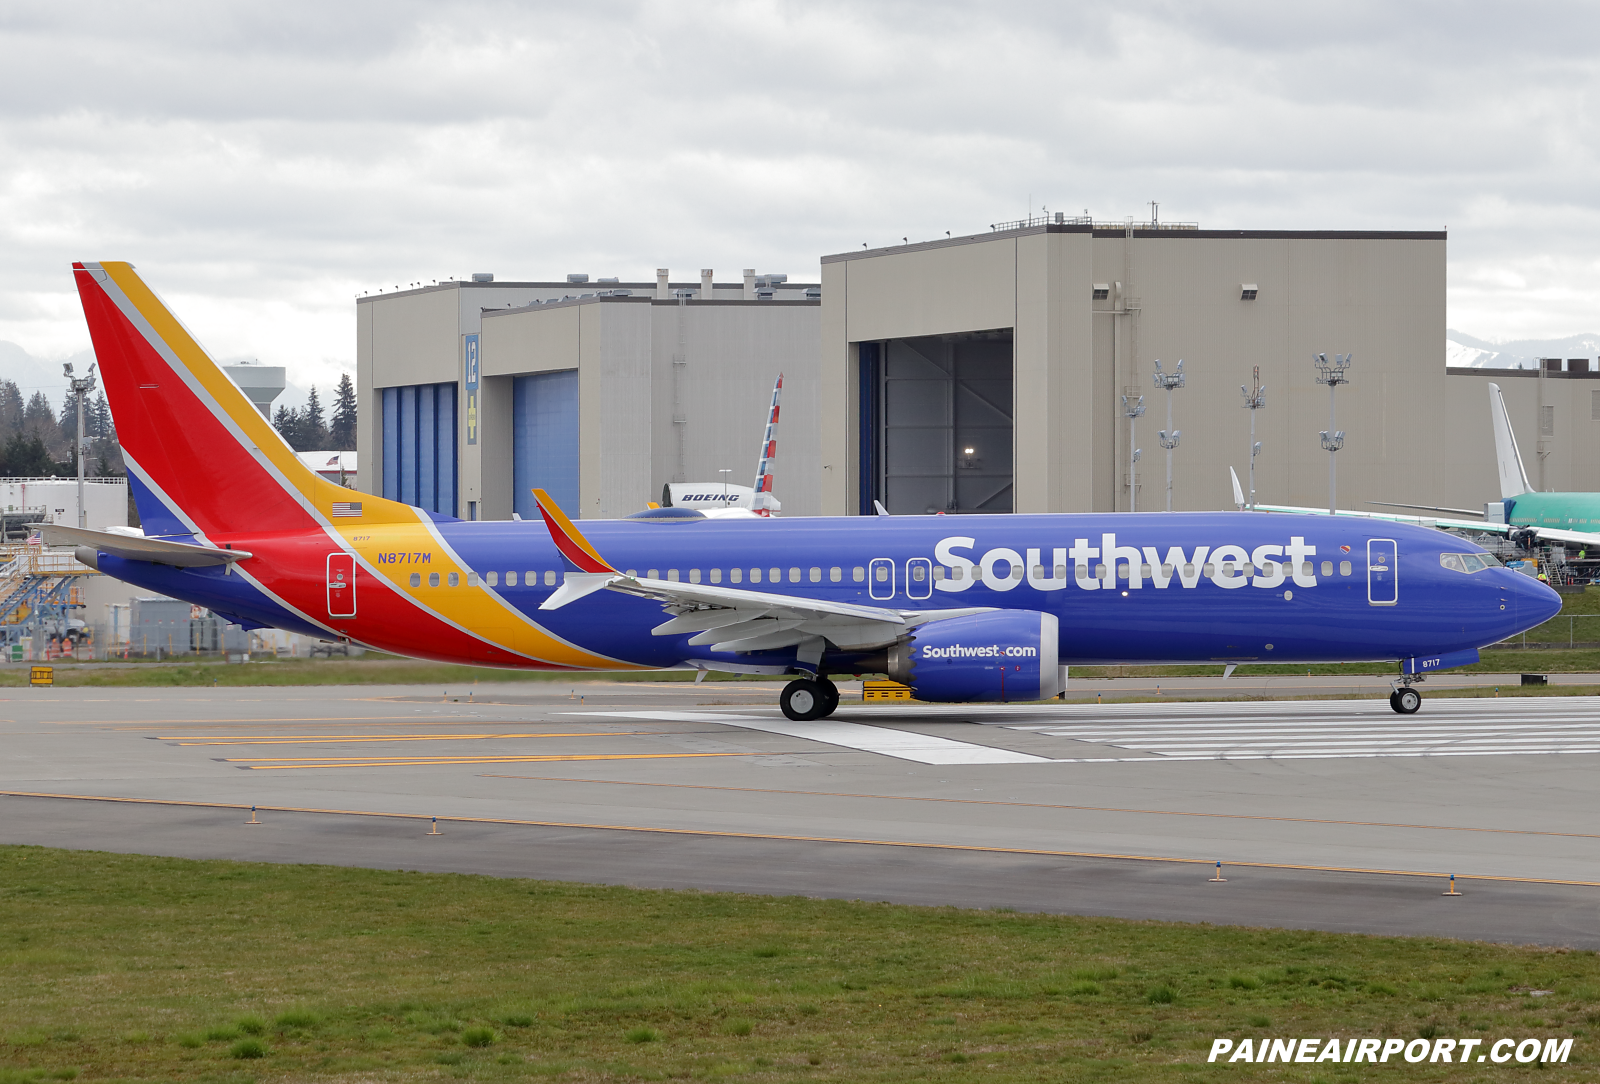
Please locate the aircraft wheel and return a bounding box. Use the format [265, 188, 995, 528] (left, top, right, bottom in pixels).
[1393, 687, 1422, 714]
[781, 678, 829, 721]
[818, 678, 840, 718]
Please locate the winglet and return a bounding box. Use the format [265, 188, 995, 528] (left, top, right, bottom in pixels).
[532, 489, 617, 573]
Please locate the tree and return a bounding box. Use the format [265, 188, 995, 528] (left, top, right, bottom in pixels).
[273, 404, 298, 448]
[0, 434, 57, 477]
[303, 385, 328, 448]
[0, 380, 24, 441]
[330, 373, 357, 450]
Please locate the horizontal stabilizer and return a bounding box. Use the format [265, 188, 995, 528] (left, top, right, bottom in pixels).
[35, 524, 250, 567]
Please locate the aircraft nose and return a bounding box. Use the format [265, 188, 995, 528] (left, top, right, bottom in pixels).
[1509, 570, 1562, 629]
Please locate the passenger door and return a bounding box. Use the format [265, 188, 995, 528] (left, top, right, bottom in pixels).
[905, 557, 933, 600]
[327, 553, 357, 618]
[1367, 539, 1397, 606]
[868, 557, 896, 600]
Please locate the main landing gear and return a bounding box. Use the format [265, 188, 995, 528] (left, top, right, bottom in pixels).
[1389, 680, 1422, 715]
[780, 675, 840, 721]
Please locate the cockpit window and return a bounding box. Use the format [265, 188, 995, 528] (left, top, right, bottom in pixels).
[1441, 551, 1499, 574]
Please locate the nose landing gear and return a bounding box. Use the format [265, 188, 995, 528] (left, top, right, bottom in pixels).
[1389, 676, 1423, 714]
[780, 675, 840, 721]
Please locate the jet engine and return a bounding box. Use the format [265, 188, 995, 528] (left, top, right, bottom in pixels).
[884, 610, 1061, 703]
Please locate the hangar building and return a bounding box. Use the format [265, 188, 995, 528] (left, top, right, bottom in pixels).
[357, 271, 820, 520]
[356, 216, 1600, 522]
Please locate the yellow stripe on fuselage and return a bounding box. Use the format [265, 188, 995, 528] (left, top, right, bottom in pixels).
[338, 523, 636, 669]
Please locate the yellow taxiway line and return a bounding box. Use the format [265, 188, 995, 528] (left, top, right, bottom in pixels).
[1, 789, 1596, 889]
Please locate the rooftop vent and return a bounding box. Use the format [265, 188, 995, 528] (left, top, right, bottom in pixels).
[673, 288, 696, 299]
[1092, 283, 1110, 300]
[754, 274, 788, 288]
[567, 273, 589, 283]
[755, 287, 775, 300]
[1240, 284, 1259, 301]
[597, 276, 619, 284]
[471, 273, 494, 283]
[804, 286, 821, 299]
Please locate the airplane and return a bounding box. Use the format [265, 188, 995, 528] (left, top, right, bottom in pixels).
[47, 262, 1560, 721]
[659, 373, 783, 517]
[1246, 383, 1600, 553]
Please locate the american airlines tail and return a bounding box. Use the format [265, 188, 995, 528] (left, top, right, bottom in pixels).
[72, 261, 419, 538]
[1488, 382, 1533, 500]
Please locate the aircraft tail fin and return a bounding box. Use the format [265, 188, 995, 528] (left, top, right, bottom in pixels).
[71, 261, 418, 539]
[532, 488, 616, 574]
[751, 372, 782, 514]
[1488, 382, 1532, 499]
[1229, 466, 1245, 510]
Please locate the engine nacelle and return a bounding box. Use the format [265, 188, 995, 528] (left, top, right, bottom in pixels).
[886, 610, 1061, 703]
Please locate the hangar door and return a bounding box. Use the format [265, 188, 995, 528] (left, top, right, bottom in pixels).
[512, 369, 580, 520]
[381, 382, 457, 516]
[861, 331, 1013, 515]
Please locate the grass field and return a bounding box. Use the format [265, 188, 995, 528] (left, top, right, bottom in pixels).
[0, 845, 1593, 1082]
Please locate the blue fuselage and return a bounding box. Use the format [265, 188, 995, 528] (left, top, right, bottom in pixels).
[104, 510, 1560, 672]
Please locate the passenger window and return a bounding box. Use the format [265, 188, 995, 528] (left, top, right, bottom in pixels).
[1339, 560, 1352, 576]
[689, 569, 701, 583]
[1202, 563, 1215, 577]
[1300, 562, 1312, 578]
[410, 573, 421, 588]
[875, 565, 888, 582]
[545, 570, 557, 586]
[448, 572, 460, 587]
[487, 571, 498, 586]
[1440, 553, 1468, 573]
[770, 567, 781, 582]
[830, 567, 842, 582]
[1160, 564, 1173, 577]
[506, 571, 516, 586]
[1094, 563, 1107, 579]
[648, 569, 659, 580]
[709, 568, 721, 584]
[1057, 564, 1068, 578]
[626, 569, 637, 577]
[789, 568, 801, 583]
[809, 567, 821, 582]
[912, 565, 926, 581]
[730, 568, 742, 583]
[933, 566, 945, 580]
[1032, 565, 1044, 579]
[668, 569, 680, 582]
[748, 568, 760, 583]
[429, 572, 441, 587]
[1076, 565, 1090, 579]
[853, 567, 865, 581]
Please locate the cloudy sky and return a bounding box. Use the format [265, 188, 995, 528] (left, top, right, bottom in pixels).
[2, 1, 1597, 394]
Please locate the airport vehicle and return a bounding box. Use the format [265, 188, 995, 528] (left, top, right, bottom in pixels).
[51, 262, 1559, 719]
[659, 374, 783, 516]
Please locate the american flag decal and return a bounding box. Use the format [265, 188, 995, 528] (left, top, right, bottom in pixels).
[331, 502, 362, 517]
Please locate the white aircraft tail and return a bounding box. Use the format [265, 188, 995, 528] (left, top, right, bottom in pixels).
[1488, 382, 1532, 500]
[1229, 466, 1245, 510]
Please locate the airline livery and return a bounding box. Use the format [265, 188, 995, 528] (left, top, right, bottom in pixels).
[53, 263, 1560, 720]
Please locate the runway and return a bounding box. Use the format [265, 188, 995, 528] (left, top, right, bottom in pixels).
[3, 681, 1599, 945]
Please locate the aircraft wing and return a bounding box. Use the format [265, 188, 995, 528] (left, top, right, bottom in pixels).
[1248, 502, 1600, 548]
[529, 486, 988, 653]
[559, 572, 991, 652]
[34, 523, 251, 567]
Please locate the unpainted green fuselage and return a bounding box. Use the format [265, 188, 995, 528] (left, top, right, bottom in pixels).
[1507, 492, 1600, 536]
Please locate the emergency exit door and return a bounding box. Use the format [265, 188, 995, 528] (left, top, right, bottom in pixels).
[1367, 539, 1397, 606]
[327, 553, 357, 618]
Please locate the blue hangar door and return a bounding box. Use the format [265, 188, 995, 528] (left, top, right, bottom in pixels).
[513, 370, 580, 520]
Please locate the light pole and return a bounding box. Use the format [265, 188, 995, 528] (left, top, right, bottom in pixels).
[1122, 393, 1145, 511]
[63, 361, 97, 529]
[1240, 367, 1266, 511]
[1153, 359, 1184, 511]
[1313, 352, 1351, 515]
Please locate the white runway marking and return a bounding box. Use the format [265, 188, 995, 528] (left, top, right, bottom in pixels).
[570, 711, 1052, 765]
[1007, 698, 1600, 761]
